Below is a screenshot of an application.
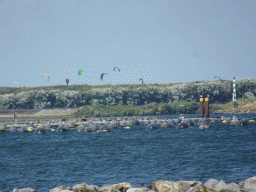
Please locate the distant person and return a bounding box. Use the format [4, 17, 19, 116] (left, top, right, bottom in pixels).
[66, 78, 69, 85]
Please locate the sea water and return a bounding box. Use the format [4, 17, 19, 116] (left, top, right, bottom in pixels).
[1, 113, 256, 192]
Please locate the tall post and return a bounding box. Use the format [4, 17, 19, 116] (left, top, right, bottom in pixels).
[200, 96, 204, 118]
[13, 109, 17, 121]
[205, 95, 209, 117]
[232, 77, 238, 108]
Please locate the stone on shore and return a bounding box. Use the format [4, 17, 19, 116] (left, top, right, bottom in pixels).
[204, 179, 219, 190]
[0, 126, 6, 132]
[13, 187, 38, 192]
[99, 184, 120, 192]
[152, 180, 200, 192]
[50, 185, 72, 192]
[126, 188, 155, 192]
[185, 184, 216, 192]
[214, 180, 239, 192]
[113, 182, 133, 192]
[126, 188, 143, 192]
[243, 176, 256, 192]
[205, 179, 240, 192]
[72, 183, 100, 192]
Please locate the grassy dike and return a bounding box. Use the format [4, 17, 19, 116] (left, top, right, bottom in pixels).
[1, 99, 255, 120]
[69, 98, 256, 118]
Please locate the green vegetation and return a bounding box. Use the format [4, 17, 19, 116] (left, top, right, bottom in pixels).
[72, 101, 200, 118]
[0, 79, 255, 118]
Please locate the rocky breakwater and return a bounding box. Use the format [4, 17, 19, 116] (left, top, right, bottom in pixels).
[0, 115, 255, 132]
[11, 176, 256, 192]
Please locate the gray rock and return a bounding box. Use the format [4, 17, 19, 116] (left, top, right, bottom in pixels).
[50, 186, 69, 192]
[33, 128, 46, 134]
[113, 182, 133, 192]
[146, 123, 157, 129]
[18, 127, 29, 133]
[87, 184, 100, 191]
[13, 188, 37, 192]
[72, 183, 100, 192]
[239, 181, 245, 189]
[214, 180, 234, 191]
[244, 176, 256, 192]
[204, 179, 219, 190]
[99, 184, 121, 192]
[177, 122, 189, 129]
[185, 184, 215, 192]
[228, 182, 240, 192]
[126, 188, 143, 192]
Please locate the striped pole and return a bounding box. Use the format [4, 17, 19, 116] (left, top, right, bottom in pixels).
[233, 77, 236, 102]
[232, 77, 238, 108]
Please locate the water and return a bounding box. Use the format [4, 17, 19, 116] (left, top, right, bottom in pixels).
[1, 113, 256, 192]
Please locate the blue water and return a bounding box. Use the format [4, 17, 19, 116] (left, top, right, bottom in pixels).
[1, 113, 256, 192]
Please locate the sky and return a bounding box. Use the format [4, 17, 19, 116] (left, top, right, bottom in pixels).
[0, 0, 255, 87]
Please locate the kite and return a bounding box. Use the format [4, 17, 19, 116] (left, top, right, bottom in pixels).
[13, 82, 19, 87]
[113, 67, 120, 72]
[214, 76, 224, 82]
[42, 74, 50, 82]
[139, 78, 144, 84]
[101, 73, 108, 81]
[78, 70, 85, 78]
[214, 76, 222, 80]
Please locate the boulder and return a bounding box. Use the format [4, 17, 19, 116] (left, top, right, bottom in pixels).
[161, 122, 172, 128]
[0, 126, 6, 132]
[205, 179, 240, 192]
[131, 120, 140, 126]
[204, 124, 211, 129]
[99, 184, 121, 192]
[214, 180, 238, 192]
[126, 188, 143, 192]
[86, 185, 100, 191]
[13, 188, 37, 192]
[153, 180, 193, 192]
[228, 182, 240, 192]
[238, 181, 245, 190]
[50, 186, 70, 192]
[221, 116, 226, 120]
[120, 122, 127, 127]
[108, 123, 118, 129]
[199, 124, 211, 129]
[33, 128, 46, 134]
[146, 123, 157, 129]
[243, 176, 256, 192]
[77, 125, 84, 129]
[113, 182, 133, 192]
[34, 119, 40, 124]
[72, 183, 100, 192]
[177, 122, 189, 129]
[18, 127, 29, 133]
[156, 121, 162, 126]
[185, 184, 216, 192]
[204, 179, 219, 190]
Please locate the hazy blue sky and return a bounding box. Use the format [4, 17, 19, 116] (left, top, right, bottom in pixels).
[0, 0, 255, 87]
